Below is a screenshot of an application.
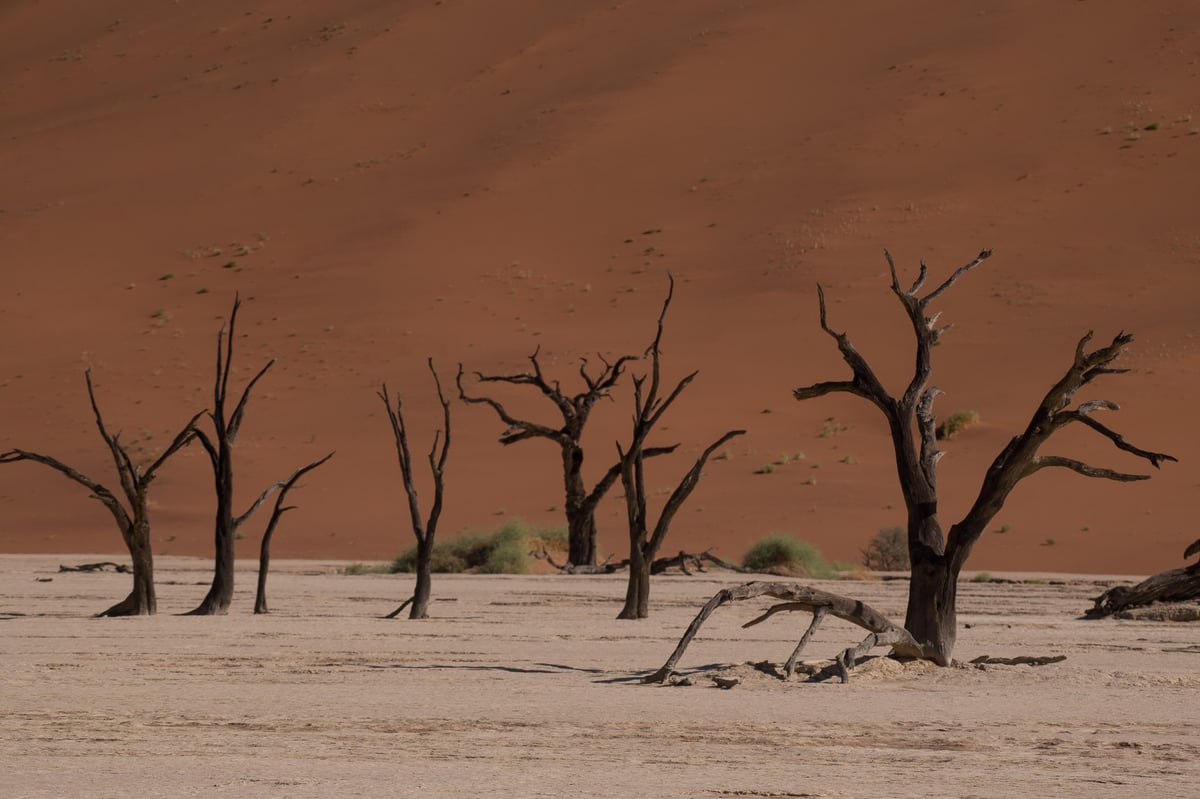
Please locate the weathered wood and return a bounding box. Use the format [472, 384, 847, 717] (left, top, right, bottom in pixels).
[380, 359, 451, 620]
[2, 370, 200, 617]
[254, 452, 334, 614]
[59, 562, 130, 573]
[189, 296, 277, 616]
[791, 249, 1173, 664]
[645, 581, 923, 684]
[458, 339, 641, 568]
[1087, 563, 1200, 618]
[532, 546, 746, 576]
[615, 276, 746, 619]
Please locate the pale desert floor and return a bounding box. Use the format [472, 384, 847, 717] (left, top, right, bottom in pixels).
[2, 555, 1198, 798]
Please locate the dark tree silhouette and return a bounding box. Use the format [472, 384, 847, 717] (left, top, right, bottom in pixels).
[253, 452, 334, 614]
[614, 278, 744, 619]
[457, 342, 642, 568]
[188, 296, 284, 616]
[379, 359, 451, 620]
[1, 370, 201, 616]
[651, 250, 1174, 679]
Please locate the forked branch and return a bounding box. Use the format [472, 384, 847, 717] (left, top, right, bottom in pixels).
[645, 582, 922, 684]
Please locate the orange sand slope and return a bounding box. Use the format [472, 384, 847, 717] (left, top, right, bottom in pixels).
[1, 2, 1197, 572]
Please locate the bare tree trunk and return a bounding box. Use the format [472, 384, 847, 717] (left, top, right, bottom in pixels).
[410, 537, 434, 619]
[380, 360, 451, 620]
[254, 452, 333, 614]
[614, 277, 745, 620]
[903, 556, 958, 667]
[190, 296, 277, 616]
[98, 519, 157, 617]
[618, 545, 650, 620]
[563, 461, 598, 568]
[2, 370, 200, 618]
[789, 249, 1173, 665]
[191, 463, 236, 615]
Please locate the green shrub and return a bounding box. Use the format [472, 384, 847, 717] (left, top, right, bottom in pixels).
[861, 526, 910, 571]
[742, 534, 834, 578]
[936, 409, 980, 440]
[390, 519, 567, 574]
[343, 562, 391, 575]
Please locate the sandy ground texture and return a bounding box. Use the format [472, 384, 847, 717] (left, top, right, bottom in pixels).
[2, 1, 1199, 574]
[2, 554, 1199, 798]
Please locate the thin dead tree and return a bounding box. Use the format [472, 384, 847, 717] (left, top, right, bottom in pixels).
[615, 277, 744, 619]
[379, 359, 451, 620]
[651, 249, 1173, 678]
[188, 296, 283, 616]
[0, 370, 201, 616]
[457, 341, 642, 568]
[254, 451, 334, 614]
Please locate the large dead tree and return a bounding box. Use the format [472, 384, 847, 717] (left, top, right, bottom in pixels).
[379, 359, 451, 620]
[188, 296, 284, 616]
[615, 278, 744, 619]
[457, 339, 643, 568]
[792, 249, 1173, 664]
[254, 452, 334, 614]
[1, 370, 201, 616]
[654, 249, 1174, 674]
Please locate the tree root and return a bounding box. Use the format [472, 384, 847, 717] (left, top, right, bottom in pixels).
[645, 581, 924, 685]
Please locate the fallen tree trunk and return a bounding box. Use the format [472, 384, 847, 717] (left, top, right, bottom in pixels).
[533, 547, 747, 575]
[1087, 562, 1200, 618]
[645, 581, 926, 684]
[59, 562, 130, 574]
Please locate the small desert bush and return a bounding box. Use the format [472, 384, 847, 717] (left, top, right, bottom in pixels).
[742, 534, 835, 578]
[936, 409, 980, 440]
[391, 519, 567, 575]
[861, 526, 910, 571]
[343, 561, 392, 575]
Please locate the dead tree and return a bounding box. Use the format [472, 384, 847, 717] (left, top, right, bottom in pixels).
[0, 370, 201, 616]
[188, 296, 283, 616]
[655, 249, 1173, 673]
[457, 340, 643, 568]
[646, 581, 920, 684]
[615, 277, 744, 619]
[379, 359, 451, 620]
[791, 249, 1173, 664]
[254, 452, 334, 614]
[1087, 539, 1200, 618]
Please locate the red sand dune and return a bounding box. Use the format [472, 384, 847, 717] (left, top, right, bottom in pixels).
[2, 1, 1197, 573]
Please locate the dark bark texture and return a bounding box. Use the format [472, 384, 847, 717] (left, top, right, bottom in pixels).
[790, 249, 1174, 664]
[645, 581, 921, 684]
[457, 342, 641, 568]
[1, 370, 200, 616]
[614, 277, 744, 620]
[189, 296, 279, 616]
[381, 359, 450, 620]
[254, 452, 334, 614]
